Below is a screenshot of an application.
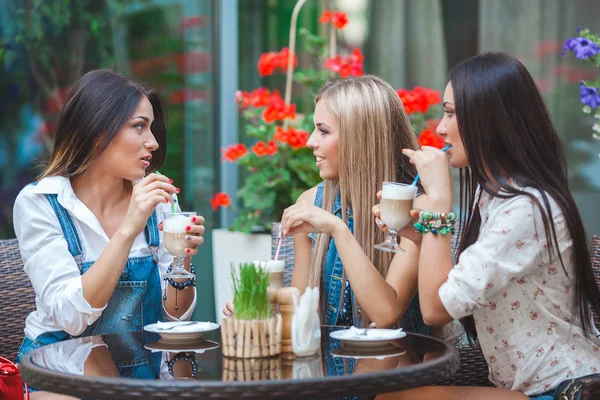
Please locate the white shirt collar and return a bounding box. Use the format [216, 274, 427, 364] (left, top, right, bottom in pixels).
[32, 176, 69, 195]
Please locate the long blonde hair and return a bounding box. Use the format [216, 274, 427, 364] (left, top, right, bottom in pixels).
[309, 75, 419, 325]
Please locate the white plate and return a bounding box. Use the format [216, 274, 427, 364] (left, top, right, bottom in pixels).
[330, 347, 406, 360]
[144, 321, 220, 342]
[144, 339, 220, 353]
[329, 327, 406, 350]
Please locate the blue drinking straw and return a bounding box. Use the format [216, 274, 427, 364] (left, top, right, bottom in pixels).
[411, 144, 452, 186]
[156, 171, 176, 212]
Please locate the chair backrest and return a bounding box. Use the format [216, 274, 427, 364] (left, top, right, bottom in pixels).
[270, 223, 295, 286]
[0, 238, 35, 361]
[590, 235, 600, 329]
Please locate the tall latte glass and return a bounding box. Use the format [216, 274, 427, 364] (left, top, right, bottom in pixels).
[374, 182, 417, 253]
[163, 212, 197, 279]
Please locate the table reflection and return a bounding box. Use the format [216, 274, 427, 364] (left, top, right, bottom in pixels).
[29, 326, 449, 384]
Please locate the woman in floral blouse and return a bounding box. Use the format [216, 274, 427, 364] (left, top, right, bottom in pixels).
[377, 52, 600, 399]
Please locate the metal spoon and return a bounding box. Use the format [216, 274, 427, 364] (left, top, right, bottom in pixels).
[359, 322, 376, 336]
[156, 321, 198, 331]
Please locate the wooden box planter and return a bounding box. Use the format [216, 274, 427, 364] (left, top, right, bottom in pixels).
[222, 357, 282, 381]
[221, 315, 282, 359]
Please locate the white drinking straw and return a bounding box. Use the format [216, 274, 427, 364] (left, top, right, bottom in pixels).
[274, 231, 283, 261]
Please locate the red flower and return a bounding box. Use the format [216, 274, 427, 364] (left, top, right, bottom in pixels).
[324, 48, 364, 78]
[235, 87, 274, 109]
[274, 126, 309, 149]
[262, 91, 296, 123]
[396, 87, 441, 114]
[252, 141, 278, 157]
[332, 12, 349, 29]
[417, 128, 445, 149]
[319, 10, 348, 29]
[319, 10, 332, 24]
[221, 144, 248, 162]
[211, 192, 231, 211]
[234, 88, 295, 123]
[257, 48, 297, 77]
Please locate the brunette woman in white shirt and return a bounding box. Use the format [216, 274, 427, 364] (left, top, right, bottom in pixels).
[13, 70, 204, 384]
[375, 53, 600, 399]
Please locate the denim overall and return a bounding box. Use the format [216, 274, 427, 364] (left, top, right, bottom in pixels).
[311, 183, 429, 383]
[16, 191, 163, 382]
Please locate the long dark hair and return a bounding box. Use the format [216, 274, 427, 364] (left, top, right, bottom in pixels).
[40, 69, 167, 179]
[451, 52, 600, 340]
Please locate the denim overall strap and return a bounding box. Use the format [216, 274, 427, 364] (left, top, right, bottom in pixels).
[44, 194, 84, 266]
[77, 210, 162, 337]
[308, 183, 324, 244]
[39, 198, 161, 335]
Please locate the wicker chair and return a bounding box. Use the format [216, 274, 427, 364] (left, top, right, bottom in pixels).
[0, 238, 35, 362]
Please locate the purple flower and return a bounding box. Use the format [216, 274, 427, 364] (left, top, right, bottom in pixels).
[562, 37, 599, 59]
[580, 82, 600, 109]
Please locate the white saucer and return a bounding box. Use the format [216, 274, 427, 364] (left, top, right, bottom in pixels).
[330, 347, 406, 360]
[144, 321, 220, 342]
[329, 327, 406, 350]
[144, 339, 220, 353]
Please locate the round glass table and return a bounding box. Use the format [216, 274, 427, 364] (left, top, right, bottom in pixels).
[20, 326, 459, 399]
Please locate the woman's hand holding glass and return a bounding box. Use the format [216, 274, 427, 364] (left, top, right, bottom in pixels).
[280, 201, 346, 237]
[372, 192, 423, 246]
[158, 214, 205, 256]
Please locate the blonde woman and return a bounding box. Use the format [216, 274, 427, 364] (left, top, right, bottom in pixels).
[278, 75, 428, 331]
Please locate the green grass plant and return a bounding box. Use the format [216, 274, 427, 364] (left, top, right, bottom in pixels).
[231, 262, 271, 320]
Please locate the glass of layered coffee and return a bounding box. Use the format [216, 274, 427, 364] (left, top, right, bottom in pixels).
[163, 212, 197, 279]
[374, 182, 417, 253]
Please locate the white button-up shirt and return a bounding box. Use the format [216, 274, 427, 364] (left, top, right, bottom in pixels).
[439, 186, 600, 395]
[13, 176, 196, 341]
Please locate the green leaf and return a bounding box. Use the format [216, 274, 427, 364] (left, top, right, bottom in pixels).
[238, 179, 277, 211]
[288, 157, 321, 187]
[230, 211, 262, 233]
[91, 19, 99, 35]
[294, 68, 319, 85]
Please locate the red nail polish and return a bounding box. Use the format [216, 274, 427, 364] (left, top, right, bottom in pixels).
[185, 226, 191, 231]
[164, 199, 168, 203]
[192, 217, 197, 222]
[176, 188, 181, 193]
[168, 179, 173, 183]
[185, 248, 191, 253]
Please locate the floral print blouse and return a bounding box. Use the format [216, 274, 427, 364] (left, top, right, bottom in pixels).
[438, 186, 600, 395]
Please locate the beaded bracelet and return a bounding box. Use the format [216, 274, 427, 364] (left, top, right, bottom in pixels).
[164, 264, 196, 290]
[167, 352, 198, 377]
[414, 210, 457, 235]
[163, 265, 196, 311]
